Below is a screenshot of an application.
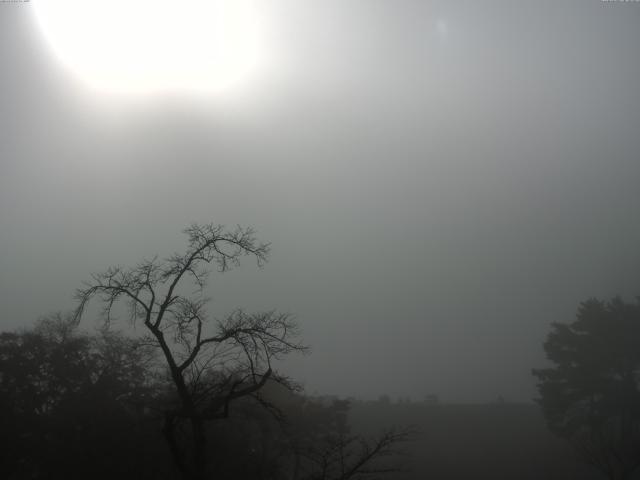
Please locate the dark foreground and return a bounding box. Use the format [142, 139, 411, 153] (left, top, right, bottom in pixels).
[349, 401, 603, 480]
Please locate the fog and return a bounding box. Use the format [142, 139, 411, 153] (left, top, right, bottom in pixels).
[1, 0, 639, 404]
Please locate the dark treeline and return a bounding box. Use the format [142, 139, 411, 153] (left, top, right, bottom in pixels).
[1, 223, 640, 480]
[2, 312, 636, 480]
[0, 314, 409, 480]
[3, 304, 640, 480]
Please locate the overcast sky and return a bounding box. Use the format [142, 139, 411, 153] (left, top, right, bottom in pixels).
[1, 0, 639, 403]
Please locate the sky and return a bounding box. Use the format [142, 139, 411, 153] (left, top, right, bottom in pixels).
[1, 0, 639, 403]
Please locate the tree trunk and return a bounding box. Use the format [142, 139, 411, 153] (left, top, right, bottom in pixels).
[191, 416, 207, 480]
[163, 413, 189, 478]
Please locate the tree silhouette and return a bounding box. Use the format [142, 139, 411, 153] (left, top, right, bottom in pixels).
[0, 313, 162, 479]
[74, 223, 307, 480]
[238, 386, 413, 480]
[0, 313, 411, 480]
[533, 297, 640, 480]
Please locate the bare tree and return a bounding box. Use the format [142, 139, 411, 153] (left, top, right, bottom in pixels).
[298, 427, 414, 480]
[74, 223, 307, 480]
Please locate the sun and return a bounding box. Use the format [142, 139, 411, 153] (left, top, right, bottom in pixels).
[32, 0, 269, 96]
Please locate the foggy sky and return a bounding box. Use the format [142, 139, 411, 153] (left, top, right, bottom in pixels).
[1, 0, 639, 403]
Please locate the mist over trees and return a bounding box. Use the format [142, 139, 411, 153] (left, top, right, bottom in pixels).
[2, 226, 639, 480]
[0, 223, 411, 480]
[0, 0, 638, 478]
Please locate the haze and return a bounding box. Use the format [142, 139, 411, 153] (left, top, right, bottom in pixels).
[1, 0, 639, 404]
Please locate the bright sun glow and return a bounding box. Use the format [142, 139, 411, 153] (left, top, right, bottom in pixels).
[33, 0, 269, 96]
